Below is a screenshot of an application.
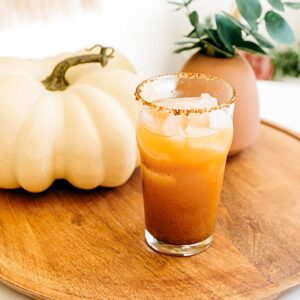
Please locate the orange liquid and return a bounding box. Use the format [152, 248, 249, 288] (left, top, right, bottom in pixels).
[137, 120, 232, 245]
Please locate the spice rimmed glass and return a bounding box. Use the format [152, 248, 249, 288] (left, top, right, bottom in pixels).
[135, 73, 236, 256]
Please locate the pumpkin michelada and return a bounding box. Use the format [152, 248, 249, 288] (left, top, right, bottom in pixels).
[135, 73, 236, 256]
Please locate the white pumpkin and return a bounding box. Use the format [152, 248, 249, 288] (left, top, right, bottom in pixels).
[0, 45, 140, 192]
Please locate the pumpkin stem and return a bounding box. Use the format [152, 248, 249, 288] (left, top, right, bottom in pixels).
[42, 45, 115, 91]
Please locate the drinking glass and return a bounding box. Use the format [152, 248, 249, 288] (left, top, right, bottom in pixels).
[135, 73, 236, 256]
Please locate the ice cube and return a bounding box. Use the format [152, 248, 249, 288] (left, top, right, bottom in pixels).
[140, 108, 153, 127]
[161, 114, 182, 136]
[198, 93, 218, 109]
[188, 112, 210, 128]
[141, 94, 221, 136]
[140, 108, 166, 134]
[140, 107, 182, 137]
[209, 109, 229, 129]
[182, 125, 218, 138]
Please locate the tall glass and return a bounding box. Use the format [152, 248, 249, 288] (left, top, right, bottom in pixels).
[135, 73, 236, 256]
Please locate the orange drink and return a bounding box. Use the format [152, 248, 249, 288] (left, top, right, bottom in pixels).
[135, 73, 236, 256]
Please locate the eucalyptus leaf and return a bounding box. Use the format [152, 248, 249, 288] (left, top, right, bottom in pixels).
[189, 11, 199, 26]
[222, 11, 249, 31]
[171, 0, 296, 57]
[236, 0, 262, 29]
[216, 14, 242, 52]
[235, 40, 267, 55]
[189, 11, 204, 36]
[200, 40, 234, 57]
[222, 11, 274, 49]
[267, 0, 285, 11]
[204, 29, 223, 47]
[265, 11, 295, 44]
[284, 1, 300, 9]
[251, 31, 274, 48]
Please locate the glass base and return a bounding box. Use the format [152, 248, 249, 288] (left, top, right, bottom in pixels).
[144, 229, 213, 257]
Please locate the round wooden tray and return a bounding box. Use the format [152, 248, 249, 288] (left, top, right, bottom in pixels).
[0, 121, 300, 300]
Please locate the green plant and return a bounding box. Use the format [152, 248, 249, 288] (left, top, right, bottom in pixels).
[273, 43, 300, 77]
[170, 0, 300, 57]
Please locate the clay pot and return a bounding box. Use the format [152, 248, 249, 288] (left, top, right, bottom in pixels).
[182, 52, 260, 155]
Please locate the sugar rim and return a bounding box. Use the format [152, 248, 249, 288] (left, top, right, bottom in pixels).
[134, 72, 236, 116]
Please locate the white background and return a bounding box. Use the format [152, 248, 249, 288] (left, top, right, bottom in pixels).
[0, 0, 299, 76]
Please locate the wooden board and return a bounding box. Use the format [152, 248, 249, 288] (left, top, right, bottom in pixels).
[0, 122, 300, 300]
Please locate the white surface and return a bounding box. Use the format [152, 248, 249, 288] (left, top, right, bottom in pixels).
[258, 81, 300, 134]
[0, 0, 299, 298]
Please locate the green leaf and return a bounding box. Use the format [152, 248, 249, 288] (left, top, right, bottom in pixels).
[265, 11, 295, 44]
[200, 39, 235, 57]
[204, 29, 224, 48]
[235, 40, 267, 55]
[267, 0, 285, 11]
[189, 11, 199, 26]
[251, 31, 274, 48]
[221, 11, 274, 50]
[222, 11, 248, 30]
[200, 40, 235, 57]
[215, 14, 242, 52]
[188, 11, 204, 36]
[236, 0, 262, 30]
[284, 1, 300, 9]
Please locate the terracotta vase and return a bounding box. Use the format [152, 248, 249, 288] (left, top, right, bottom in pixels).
[181, 52, 260, 156]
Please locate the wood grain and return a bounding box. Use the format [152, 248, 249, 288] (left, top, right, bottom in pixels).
[0, 122, 300, 300]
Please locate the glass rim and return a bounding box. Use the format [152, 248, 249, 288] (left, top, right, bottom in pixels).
[134, 72, 236, 116]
